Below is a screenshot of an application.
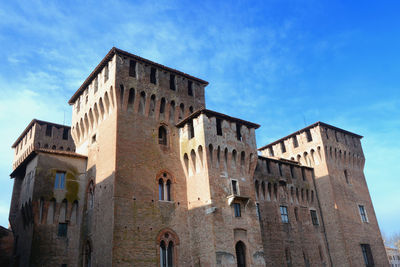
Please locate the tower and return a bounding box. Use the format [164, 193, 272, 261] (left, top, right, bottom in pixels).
[259, 122, 388, 266]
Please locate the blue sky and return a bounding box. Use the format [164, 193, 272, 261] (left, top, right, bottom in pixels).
[0, 0, 399, 237]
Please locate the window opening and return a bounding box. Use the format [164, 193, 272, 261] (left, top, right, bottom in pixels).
[188, 80, 193, 96]
[120, 85, 125, 107]
[359, 205, 368, 222]
[236, 123, 242, 141]
[170, 74, 176, 90]
[278, 163, 283, 176]
[233, 203, 241, 217]
[294, 207, 298, 221]
[129, 60, 137, 77]
[232, 180, 238, 195]
[150, 67, 157, 84]
[216, 118, 222, 136]
[188, 120, 195, 139]
[160, 98, 166, 114]
[280, 206, 289, 223]
[159, 179, 164, 201]
[256, 203, 261, 220]
[292, 136, 298, 148]
[305, 129, 312, 142]
[104, 63, 109, 82]
[166, 180, 171, 201]
[159, 126, 167, 145]
[46, 124, 52, 137]
[280, 141, 286, 153]
[58, 223, 68, 237]
[301, 168, 306, 181]
[344, 170, 350, 184]
[310, 210, 319, 225]
[290, 165, 295, 178]
[54, 172, 66, 189]
[128, 88, 135, 111]
[62, 128, 69, 140]
[361, 244, 374, 267]
[235, 241, 246, 267]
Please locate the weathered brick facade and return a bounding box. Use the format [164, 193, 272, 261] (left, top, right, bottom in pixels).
[8, 47, 388, 266]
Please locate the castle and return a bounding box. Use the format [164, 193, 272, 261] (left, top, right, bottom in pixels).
[8, 47, 388, 266]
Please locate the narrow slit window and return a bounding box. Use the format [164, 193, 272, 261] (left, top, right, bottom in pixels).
[150, 67, 157, 84]
[129, 60, 137, 77]
[232, 180, 238, 195]
[292, 136, 298, 148]
[54, 172, 66, 189]
[359, 205, 368, 222]
[158, 126, 167, 145]
[188, 120, 195, 139]
[305, 129, 313, 142]
[280, 141, 286, 153]
[310, 210, 319, 225]
[236, 123, 242, 141]
[188, 80, 193, 96]
[169, 74, 176, 90]
[216, 118, 222, 136]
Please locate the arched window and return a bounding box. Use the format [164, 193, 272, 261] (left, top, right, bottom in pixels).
[169, 101, 175, 123]
[255, 180, 259, 200]
[158, 173, 173, 201]
[139, 91, 146, 114]
[149, 95, 156, 117]
[166, 180, 171, 201]
[159, 178, 164, 200]
[120, 84, 125, 107]
[158, 229, 179, 267]
[235, 241, 246, 267]
[158, 126, 167, 145]
[128, 88, 135, 111]
[160, 98, 166, 119]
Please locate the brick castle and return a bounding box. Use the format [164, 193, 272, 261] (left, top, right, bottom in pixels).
[8, 47, 388, 266]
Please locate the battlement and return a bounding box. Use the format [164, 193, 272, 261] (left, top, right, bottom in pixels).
[258, 121, 364, 169]
[11, 119, 75, 170]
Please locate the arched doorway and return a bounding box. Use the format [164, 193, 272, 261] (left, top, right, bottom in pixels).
[235, 241, 246, 267]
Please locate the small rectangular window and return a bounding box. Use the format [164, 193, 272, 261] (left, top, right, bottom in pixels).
[188, 120, 195, 139]
[232, 180, 238, 195]
[280, 141, 286, 153]
[57, 223, 68, 237]
[344, 170, 350, 184]
[290, 165, 295, 178]
[266, 160, 271, 173]
[234, 203, 241, 217]
[280, 206, 289, 223]
[305, 129, 312, 142]
[45, 125, 52, 137]
[150, 67, 157, 84]
[54, 172, 66, 189]
[310, 210, 319, 225]
[359, 205, 368, 222]
[278, 163, 283, 176]
[236, 123, 242, 141]
[188, 81, 193, 96]
[129, 60, 136, 77]
[361, 244, 374, 267]
[169, 74, 176, 90]
[292, 136, 298, 148]
[301, 168, 306, 181]
[269, 147, 274, 157]
[62, 128, 69, 140]
[216, 118, 222, 136]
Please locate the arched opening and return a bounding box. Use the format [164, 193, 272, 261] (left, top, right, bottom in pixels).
[235, 241, 246, 267]
[158, 126, 167, 145]
[159, 178, 164, 201]
[128, 88, 135, 112]
[104, 92, 110, 114]
[99, 98, 105, 119]
[261, 182, 266, 200]
[166, 180, 171, 201]
[232, 150, 237, 169]
[191, 149, 196, 173]
[255, 180, 259, 200]
[179, 103, 184, 119]
[139, 91, 146, 114]
[88, 181, 94, 210]
[160, 98, 166, 119]
[169, 101, 175, 123]
[198, 145, 203, 167]
[208, 144, 213, 166]
[183, 154, 189, 175]
[149, 95, 156, 117]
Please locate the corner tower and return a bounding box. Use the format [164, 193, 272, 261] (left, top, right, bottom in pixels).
[259, 122, 388, 266]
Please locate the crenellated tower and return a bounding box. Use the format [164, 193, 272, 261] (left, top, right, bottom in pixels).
[259, 122, 388, 266]
[177, 109, 265, 266]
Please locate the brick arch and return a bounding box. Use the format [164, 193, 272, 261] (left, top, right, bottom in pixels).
[156, 227, 180, 245]
[155, 170, 175, 184]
